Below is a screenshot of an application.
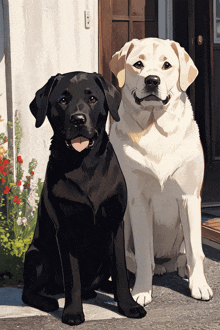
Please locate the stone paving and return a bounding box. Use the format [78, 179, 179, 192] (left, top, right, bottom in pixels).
[0, 242, 219, 329]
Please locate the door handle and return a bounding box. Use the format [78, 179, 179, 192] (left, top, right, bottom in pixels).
[197, 35, 203, 45]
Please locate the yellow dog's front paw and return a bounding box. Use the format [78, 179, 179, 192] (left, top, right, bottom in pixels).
[132, 290, 152, 306]
[189, 274, 213, 301]
[190, 282, 213, 301]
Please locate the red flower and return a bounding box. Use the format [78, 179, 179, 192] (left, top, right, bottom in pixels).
[17, 180, 22, 186]
[17, 156, 23, 163]
[1, 178, 6, 183]
[3, 172, 8, 176]
[4, 186, 10, 194]
[0, 164, 6, 173]
[27, 183, 30, 187]
[4, 159, 9, 165]
[30, 171, 34, 175]
[4, 138, 8, 143]
[13, 195, 21, 204]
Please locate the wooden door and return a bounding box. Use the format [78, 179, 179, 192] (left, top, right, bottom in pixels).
[173, 0, 220, 204]
[99, 0, 158, 83]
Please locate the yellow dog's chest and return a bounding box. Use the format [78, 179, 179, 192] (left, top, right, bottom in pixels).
[124, 124, 200, 187]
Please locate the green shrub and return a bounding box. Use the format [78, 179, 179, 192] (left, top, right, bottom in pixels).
[0, 116, 43, 285]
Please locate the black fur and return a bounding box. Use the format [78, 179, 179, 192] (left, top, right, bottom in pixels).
[22, 72, 146, 326]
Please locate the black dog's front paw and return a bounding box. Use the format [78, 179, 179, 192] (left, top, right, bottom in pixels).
[22, 291, 59, 312]
[118, 302, 147, 319]
[62, 310, 85, 326]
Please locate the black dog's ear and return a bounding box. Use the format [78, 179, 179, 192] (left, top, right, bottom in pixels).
[94, 73, 121, 122]
[30, 74, 61, 128]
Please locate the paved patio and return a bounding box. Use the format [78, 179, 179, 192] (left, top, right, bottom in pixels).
[0, 240, 219, 329]
[0, 205, 219, 329]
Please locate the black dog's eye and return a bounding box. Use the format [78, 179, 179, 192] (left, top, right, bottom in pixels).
[89, 96, 97, 104]
[133, 61, 144, 69]
[59, 97, 68, 105]
[162, 61, 172, 70]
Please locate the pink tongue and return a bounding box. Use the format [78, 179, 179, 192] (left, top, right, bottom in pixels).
[71, 137, 90, 152]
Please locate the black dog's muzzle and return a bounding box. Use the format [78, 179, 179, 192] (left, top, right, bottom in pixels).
[65, 130, 99, 151]
[70, 114, 87, 127]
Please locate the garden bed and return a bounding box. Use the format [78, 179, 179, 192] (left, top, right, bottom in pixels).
[0, 116, 43, 288]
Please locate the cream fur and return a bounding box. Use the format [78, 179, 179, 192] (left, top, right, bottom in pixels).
[109, 38, 213, 306]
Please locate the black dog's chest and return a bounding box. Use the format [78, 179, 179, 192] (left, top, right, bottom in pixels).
[47, 144, 126, 229]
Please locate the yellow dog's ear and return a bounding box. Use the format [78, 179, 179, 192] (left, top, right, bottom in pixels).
[109, 39, 138, 88]
[170, 40, 198, 92]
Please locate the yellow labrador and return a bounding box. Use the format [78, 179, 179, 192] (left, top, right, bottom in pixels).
[109, 38, 213, 306]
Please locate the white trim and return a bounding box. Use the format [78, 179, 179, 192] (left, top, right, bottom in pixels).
[202, 237, 220, 250]
[202, 202, 220, 208]
[158, 0, 166, 39]
[166, 0, 173, 40]
[213, 0, 220, 43]
[158, 0, 173, 40]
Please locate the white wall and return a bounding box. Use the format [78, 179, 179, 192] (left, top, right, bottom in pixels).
[0, 1, 7, 140]
[3, 0, 98, 180]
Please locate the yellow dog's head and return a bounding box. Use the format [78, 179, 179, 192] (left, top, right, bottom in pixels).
[109, 38, 198, 109]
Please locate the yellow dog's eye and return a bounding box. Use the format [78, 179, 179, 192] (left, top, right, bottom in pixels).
[162, 61, 172, 70]
[133, 61, 144, 69]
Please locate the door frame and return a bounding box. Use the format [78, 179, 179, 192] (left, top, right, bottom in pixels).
[98, 0, 112, 80]
[98, 0, 158, 81]
[173, 0, 214, 164]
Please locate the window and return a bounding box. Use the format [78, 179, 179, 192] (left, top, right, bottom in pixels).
[214, 0, 220, 43]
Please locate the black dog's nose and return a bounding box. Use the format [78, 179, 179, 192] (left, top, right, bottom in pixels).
[145, 75, 160, 87]
[70, 114, 86, 127]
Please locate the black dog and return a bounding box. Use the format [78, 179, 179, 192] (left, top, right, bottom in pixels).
[22, 72, 146, 326]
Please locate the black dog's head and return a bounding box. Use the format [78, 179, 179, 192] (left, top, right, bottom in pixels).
[30, 72, 121, 152]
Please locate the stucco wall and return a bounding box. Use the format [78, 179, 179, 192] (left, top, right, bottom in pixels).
[0, 1, 7, 139]
[2, 0, 98, 181]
